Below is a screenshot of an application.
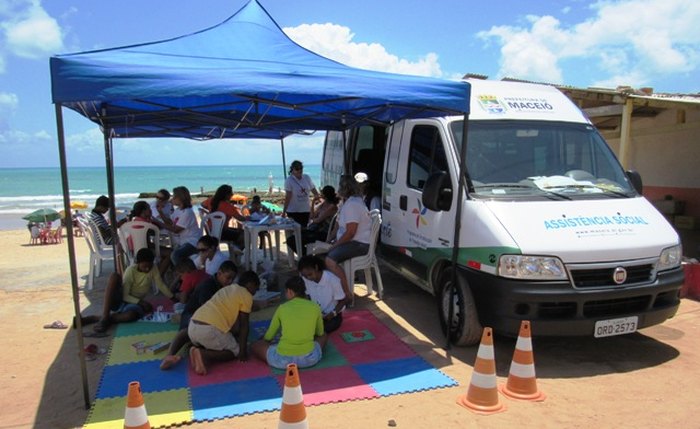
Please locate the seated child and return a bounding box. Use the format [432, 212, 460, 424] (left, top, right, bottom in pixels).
[161, 269, 260, 372]
[92, 248, 174, 333]
[297, 255, 346, 333]
[174, 258, 210, 305]
[186, 272, 260, 375]
[251, 276, 327, 369]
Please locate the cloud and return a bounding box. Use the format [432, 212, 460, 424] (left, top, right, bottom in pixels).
[1, 0, 64, 59]
[284, 23, 443, 77]
[478, 0, 700, 87]
[0, 128, 51, 146]
[0, 91, 19, 130]
[66, 127, 102, 152]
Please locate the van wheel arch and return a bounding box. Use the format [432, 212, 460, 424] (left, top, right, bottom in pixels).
[436, 267, 483, 346]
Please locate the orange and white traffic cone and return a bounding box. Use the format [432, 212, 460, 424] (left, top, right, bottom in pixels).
[457, 327, 506, 415]
[499, 320, 546, 401]
[278, 363, 308, 429]
[124, 381, 150, 429]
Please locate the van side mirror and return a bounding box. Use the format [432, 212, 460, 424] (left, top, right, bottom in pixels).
[626, 170, 643, 194]
[422, 171, 453, 211]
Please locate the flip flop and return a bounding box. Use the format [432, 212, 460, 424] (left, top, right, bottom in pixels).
[189, 347, 207, 375]
[44, 320, 68, 329]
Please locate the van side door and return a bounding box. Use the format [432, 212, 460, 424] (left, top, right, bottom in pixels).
[381, 120, 457, 291]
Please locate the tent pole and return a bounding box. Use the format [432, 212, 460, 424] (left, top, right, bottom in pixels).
[55, 104, 92, 409]
[280, 137, 288, 179]
[103, 128, 119, 271]
[446, 113, 470, 350]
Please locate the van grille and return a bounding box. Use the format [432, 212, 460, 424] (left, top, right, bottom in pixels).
[568, 260, 656, 289]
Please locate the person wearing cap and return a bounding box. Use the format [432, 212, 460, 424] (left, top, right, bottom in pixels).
[90, 248, 175, 333]
[282, 160, 319, 226]
[354, 172, 381, 212]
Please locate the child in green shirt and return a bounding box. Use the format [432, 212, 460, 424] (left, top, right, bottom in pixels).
[251, 276, 327, 369]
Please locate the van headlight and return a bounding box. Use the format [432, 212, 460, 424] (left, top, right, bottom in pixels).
[657, 245, 682, 271]
[498, 255, 567, 280]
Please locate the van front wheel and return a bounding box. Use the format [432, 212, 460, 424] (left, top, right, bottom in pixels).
[436, 270, 482, 346]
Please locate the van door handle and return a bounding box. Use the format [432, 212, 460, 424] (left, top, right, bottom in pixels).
[400, 195, 407, 211]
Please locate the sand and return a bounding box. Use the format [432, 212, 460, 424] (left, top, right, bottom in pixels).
[1, 228, 699, 429]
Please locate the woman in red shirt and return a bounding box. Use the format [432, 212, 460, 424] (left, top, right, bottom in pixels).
[202, 184, 246, 248]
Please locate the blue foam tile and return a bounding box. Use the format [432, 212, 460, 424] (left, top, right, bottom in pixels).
[97, 360, 189, 399]
[191, 376, 282, 420]
[353, 356, 457, 396]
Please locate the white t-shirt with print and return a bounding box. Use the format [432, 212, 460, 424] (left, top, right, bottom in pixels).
[284, 174, 315, 213]
[191, 250, 228, 276]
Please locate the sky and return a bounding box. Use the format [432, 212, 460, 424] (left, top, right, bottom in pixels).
[0, 0, 698, 168]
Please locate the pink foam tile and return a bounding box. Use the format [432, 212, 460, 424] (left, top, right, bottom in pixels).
[188, 356, 273, 387]
[331, 310, 415, 364]
[276, 365, 379, 406]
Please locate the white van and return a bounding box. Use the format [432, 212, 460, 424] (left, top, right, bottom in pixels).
[322, 79, 683, 345]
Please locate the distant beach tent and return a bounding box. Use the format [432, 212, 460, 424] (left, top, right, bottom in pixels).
[49, 0, 470, 408]
[70, 201, 88, 210]
[261, 201, 283, 213]
[22, 208, 62, 223]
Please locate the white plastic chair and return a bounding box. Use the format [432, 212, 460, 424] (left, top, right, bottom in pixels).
[200, 211, 241, 260]
[77, 217, 114, 290]
[342, 209, 383, 304]
[118, 221, 161, 266]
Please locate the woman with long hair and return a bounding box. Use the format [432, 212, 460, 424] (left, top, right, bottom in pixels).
[202, 184, 247, 248]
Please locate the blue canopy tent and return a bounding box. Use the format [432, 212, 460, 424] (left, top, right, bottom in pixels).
[50, 0, 470, 407]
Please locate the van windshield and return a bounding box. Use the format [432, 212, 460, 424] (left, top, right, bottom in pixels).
[449, 120, 636, 199]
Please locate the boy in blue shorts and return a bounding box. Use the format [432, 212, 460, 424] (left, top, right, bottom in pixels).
[92, 248, 174, 333]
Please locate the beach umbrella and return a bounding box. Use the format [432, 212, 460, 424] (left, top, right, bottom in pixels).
[70, 200, 88, 209]
[261, 201, 282, 213]
[22, 208, 62, 223]
[230, 194, 248, 204]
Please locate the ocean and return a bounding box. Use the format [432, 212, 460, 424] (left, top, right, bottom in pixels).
[0, 165, 320, 230]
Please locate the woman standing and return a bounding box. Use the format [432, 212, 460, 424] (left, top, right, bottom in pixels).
[282, 160, 319, 226]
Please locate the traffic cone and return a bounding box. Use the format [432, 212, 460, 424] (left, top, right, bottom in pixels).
[457, 327, 506, 415]
[124, 381, 150, 429]
[499, 320, 546, 401]
[278, 363, 308, 428]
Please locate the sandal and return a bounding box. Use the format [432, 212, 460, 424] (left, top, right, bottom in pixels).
[44, 320, 68, 329]
[93, 320, 109, 333]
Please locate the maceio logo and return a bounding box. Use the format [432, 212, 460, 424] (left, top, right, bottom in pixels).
[412, 199, 428, 228]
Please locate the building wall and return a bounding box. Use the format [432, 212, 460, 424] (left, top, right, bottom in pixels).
[603, 107, 700, 218]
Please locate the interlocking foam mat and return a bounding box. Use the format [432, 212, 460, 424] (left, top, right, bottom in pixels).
[84, 308, 457, 428]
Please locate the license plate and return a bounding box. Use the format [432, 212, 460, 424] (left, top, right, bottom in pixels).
[594, 316, 638, 338]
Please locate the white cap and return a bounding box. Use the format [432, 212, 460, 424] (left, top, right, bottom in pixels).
[354, 172, 369, 183]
